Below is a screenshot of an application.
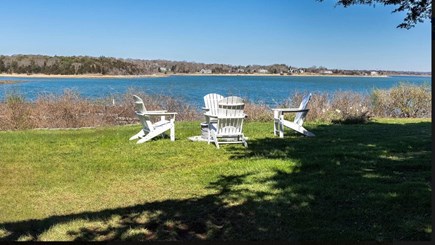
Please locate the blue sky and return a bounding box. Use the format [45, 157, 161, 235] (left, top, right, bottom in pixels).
[0, 0, 431, 71]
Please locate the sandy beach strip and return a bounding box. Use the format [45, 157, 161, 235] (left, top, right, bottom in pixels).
[0, 72, 414, 79]
[171, 73, 390, 78]
[0, 73, 170, 79]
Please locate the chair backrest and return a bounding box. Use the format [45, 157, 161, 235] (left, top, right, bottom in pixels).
[133, 95, 147, 113]
[294, 93, 312, 126]
[216, 96, 245, 135]
[204, 93, 224, 116]
[133, 95, 153, 130]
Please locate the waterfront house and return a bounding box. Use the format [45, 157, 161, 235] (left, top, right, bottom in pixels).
[289, 68, 305, 74]
[200, 69, 212, 74]
[258, 69, 268, 74]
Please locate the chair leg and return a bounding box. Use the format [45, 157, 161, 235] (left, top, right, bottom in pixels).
[207, 124, 212, 145]
[279, 122, 284, 138]
[170, 124, 175, 141]
[296, 125, 315, 137]
[129, 129, 145, 141]
[214, 138, 220, 149]
[242, 135, 248, 148]
[273, 121, 278, 136]
[136, 130, 164, 144]
[273, 111, 280, 136]
[213, 133, 219, 149]
[280, 121, 315, 137]
[207, 129, 210, 145]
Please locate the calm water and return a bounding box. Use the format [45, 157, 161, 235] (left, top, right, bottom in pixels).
[0, 75, 430, 107]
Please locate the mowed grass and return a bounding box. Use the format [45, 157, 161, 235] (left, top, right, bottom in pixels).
[0, 119, 431, 241]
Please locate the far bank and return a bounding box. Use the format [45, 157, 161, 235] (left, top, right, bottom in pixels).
[0, 72, 397, 79]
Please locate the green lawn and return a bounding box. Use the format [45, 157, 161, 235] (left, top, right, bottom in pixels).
[0, 119, 431, 241]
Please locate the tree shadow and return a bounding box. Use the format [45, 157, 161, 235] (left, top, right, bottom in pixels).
[228, 121, 431, 239]
[0, 173, 289, 241]
[0, 122, 431, 241]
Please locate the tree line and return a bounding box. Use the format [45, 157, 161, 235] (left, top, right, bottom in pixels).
[0, 55, 291, 75]
[0, 55, 429, 76]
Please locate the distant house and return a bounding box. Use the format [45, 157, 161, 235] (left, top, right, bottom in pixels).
[320, 70, 333, 74]
[289, 68, 304, 74]
[200, 69, 212, 74]
[258, 69, 268, 74]
[370, 71, 379, 76]
[237, 68, 245, 73]
[159, 67, 167, 72]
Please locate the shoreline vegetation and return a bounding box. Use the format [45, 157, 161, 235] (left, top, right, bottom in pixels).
[0, 55, 430, 78]
[0, 83, 430, 131]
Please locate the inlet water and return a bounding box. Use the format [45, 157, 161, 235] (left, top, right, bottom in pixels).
[0, 75, 430, 108]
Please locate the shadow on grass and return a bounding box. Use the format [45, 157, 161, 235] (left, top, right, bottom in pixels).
[0, 122, 431, 241]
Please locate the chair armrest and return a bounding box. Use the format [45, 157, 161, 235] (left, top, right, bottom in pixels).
[204, 112, 218, 118]
[217, 113, 247, 119]
[218, 115, 247, 119]
[271, 108, 309, 113]
[147, 110, 167, 113]
[137, 112, 177, 116]
[136, 110, 167, 114]
[206, 112, 247, 119]
[223, 103, 244, 106]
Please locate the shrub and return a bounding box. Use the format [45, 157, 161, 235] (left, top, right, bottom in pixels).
[0, 83, 431, 130]
[329, 91, 371, 124]
[371, 83, 431, 118]
[0, 92, 35, 130]
[0, 90, 201, 130]
[285, 91, 371, 124]
[244, 101, 273, 122]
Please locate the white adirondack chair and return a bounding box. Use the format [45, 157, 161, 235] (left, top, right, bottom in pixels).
[206, 96, 248, 149]
[200, 93, 225, 140]
[129, 95, 178, 144]
[272, 93, 315, 137]
[202, 93, 224, 121]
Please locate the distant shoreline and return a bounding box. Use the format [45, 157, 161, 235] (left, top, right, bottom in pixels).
[0, 73, 388, 79]
[171, 73, 391, 78]
[0, 73, 431, 79]
[0, 73, 169, 79]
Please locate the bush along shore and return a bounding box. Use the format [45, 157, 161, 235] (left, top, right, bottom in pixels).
[0, 83, 431, 130]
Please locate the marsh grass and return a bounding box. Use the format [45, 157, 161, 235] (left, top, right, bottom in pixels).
[0, 119, 431, 241]
[243, 101, 273, 122]
[0, 83, 431, 130]
[0, 90, 202, 130]
[371, 82, 432, 118]
[287, 91, 371, 124]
